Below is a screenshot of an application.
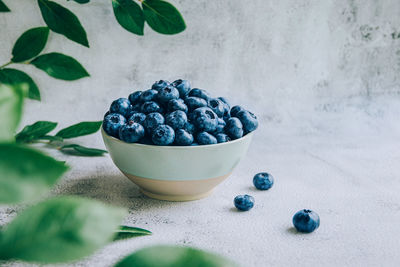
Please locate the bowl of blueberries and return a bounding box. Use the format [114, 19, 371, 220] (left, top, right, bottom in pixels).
[102, 79, 258, 201]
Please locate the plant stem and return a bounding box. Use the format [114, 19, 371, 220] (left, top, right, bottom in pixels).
[0, 61, 12, 69]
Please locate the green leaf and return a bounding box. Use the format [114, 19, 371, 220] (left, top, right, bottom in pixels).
[0, 0, 10, 12]
[115, 245, 236, 267]
[0, 68, 40, 100]
[0, 196, 126, 263]
[112, 0, 145, 35]
[38, 135, 64, 142]
[60, 144, 107, 156]
[0, 83, 26, 142]
[11, 27, 50, 63]
[15, 121, 58, 143]
[38, 0, 89, 47]
[142, 0, 185, 35]
[113, 226, 152, 241]
[0, 143, 68, 204]
[30, 52, 89, 80]
[69, 0, 90, 3]
[56, 121, 102, 138]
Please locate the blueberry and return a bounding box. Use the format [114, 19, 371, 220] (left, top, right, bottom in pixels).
[234, 195, 254, 211]
[196, 132, 217, 145]
[292, 210, 320, 233]
[207, 98, 225, 117]
[225, 117, 243, 140]
[192, 107, 218, 132]
[119, 122, 145, 143]
[138, 136, 154, 145]
[168, 98, 188, 113]
[218, 97, 231, 119]
[185, 97, 208, 111]
[151, 80, 170, 91]
[157, 85, 179, 104]
[218, 97, 230, 106]
[143, 112, 165, 134]
[172, 79, 191, 98]
[213, 118, 226, 134]
[103, 113, 126, 138]
[128, 91, 142, 105]
[141, 101, 162, 114]
[175, 129, 194, 146]
[188, 88, 210, 101]
[253, 172, 274, 190]
[166, 110, 187, 130]
[129, 112, 146, 124]
[152, 125, 175, 145]
[132, 103, 142, 112]
[187, 112, 196, 122]
[230, 105, 245, 117]
[110, 98, 132, 117]
[236, 110, 258, 132]
[103, 111, 110, 119]
[140, 89, 158, 102]
[184, 122, 195, 134]
[215, 133, 230, 143]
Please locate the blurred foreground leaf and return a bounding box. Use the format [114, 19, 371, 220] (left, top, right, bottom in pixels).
[0, 143, 68, 204]
[0, 68, 40, 100]
[115, 245, 237, 267]
[0, 196, 127, 263]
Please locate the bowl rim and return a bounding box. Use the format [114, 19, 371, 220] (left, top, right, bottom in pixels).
[101, 126, 254, 149]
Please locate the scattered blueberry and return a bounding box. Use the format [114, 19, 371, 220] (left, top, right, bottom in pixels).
[292, 210, 320, 233]
[175, 129, 194, 146]
[143, 112, 165, 134]
[234, 195, 255, 211]
[192, 107, 218, 132]
[151, 80, 169, 91]
[157, 85, 179, 104]
[110, 98, 132, 117]
[141, 101, 162, 114]
[172, 79, 191, 98]
[215, 133, 230, 143]
[168, 98, 188, 113]
[129, 112, 146, 125]
[196, 132, 217, 145]
[103, 113, 126, 137]
[152, 125, 175, 145]
[140, 89, 158, 102]
[236, 110, 258, 132]
[253, 172, 274, 190]
[208, 98, 225, 117]
[185, 97, 208, 111]
[166, 110, 187, 130]
[225, 117, 243, 140]
[128, 91, 142, 105]
[119, 122, 145, 143]
[189, 88, 210, 100]
[230, 105, 244, 117]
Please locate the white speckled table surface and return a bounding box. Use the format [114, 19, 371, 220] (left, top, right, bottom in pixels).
[1, 0, 400, 266]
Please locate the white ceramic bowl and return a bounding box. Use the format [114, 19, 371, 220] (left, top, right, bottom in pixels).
[101, 127, 253, 201]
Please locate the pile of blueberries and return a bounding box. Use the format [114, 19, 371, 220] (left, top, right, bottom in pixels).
[102, 79, 258, 146]
[235, 172, 320, 233]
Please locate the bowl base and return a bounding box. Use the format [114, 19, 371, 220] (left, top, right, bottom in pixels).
[121, 172, 231, 202]
[139, 188, 213, 201]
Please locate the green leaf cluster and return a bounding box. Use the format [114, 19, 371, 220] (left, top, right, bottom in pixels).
[113, 0, 186, 35]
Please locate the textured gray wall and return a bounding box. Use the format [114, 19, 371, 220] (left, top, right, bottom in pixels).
[1, 0, 399, 127]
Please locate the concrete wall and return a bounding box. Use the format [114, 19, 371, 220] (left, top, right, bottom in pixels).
[0, 0, 399, 127]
